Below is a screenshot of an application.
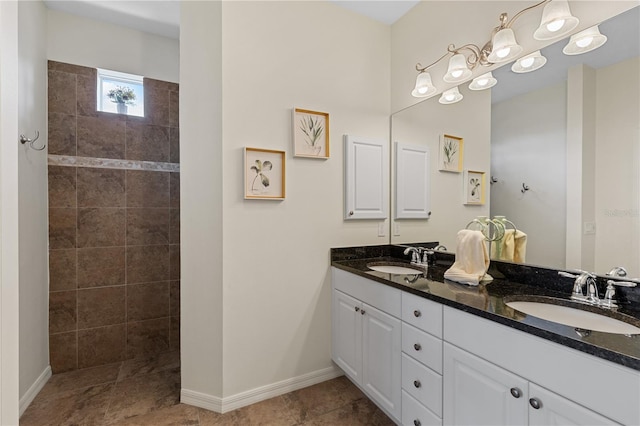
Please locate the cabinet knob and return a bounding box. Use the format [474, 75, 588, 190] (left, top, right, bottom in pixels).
[360, 309, 366, 315]
[529, 398, 542, 410]
[510, 387, 522, 399]
[349, 211, 354, 216]
[413, 310, 422, 318]
[413, 343, 422, 351]
[354, 307, 360, 312]
[413, 420, 421, 426]
[413, 380, 421, 388]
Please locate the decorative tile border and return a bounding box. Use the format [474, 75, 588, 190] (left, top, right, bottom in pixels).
[48, 155, 180, 173]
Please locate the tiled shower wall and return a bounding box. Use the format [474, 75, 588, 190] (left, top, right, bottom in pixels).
[47, 61, 180, 373]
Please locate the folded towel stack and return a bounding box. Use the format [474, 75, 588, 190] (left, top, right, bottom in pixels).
[490, 229, 527, 263]
[444, 229, 493, 286]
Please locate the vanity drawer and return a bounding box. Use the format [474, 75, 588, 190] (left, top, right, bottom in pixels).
[402, 390, 442, 426]
[402, 322, 442, 374]
[402, 292, 442, 338]
[402, 353, 442, 417]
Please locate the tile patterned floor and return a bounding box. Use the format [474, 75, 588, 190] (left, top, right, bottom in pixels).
[20, 351, 395, 425]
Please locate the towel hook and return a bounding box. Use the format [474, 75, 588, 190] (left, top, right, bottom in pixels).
[521, 183, 530, 193]
[19, 131, 46, 151]
[490, 176, 498, 184]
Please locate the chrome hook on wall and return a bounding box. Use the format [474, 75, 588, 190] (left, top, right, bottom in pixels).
[19, 130, 46, 151]
[490, 176, 498, 184]
[521, 183, 530, 193]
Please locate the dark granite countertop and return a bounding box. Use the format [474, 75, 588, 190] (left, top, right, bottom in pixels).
[331, 245, 640, 372]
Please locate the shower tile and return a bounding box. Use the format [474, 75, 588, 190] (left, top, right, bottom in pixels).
[78, 324, 126, 369]
[126, 122, 170, 162]
[77, 286, 126, 329]
[77, 167, 125, 208]
[169, 127, 180, 164]
[77, 115, 126, 159]
[77, 73, 98, 117]
[144, 81, 170, 126]
[127, 318, 170, 358]
[48, 70, 77, 115]
[170, 316, 180, 352]
[127, 208, 170, 246]
[49, 331, 78, 373]
[126, 170, 170, 208]
[126, 245, 170, 284]
[77, 208, 126, 248]
[127, 282, 170, 322]
[77, 247, 126, 288]
[48, 113, 77, 156]
[49, 208, 77, 249]
[169, 91, 179, 128]
[169, 245, 180, 281]
[169, 281, 180, 318]
[48, 61, 95, 76]
[169, 173, 180, 208]
[49, 291, 77, 334]
[49, 249, 77, 292]
[48, 166, 76, 208]
[169, 209, 180, 244]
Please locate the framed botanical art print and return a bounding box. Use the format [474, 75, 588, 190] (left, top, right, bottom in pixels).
[463, 170, 486, 205]
[244, 147, 286, 200]
[292, 108, 330, 159]
[438, 134, 464, 172]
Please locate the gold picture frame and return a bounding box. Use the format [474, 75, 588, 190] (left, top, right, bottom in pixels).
[463, 170, 486, 205]
[244, 147, 286, 200]
[292, 107, 330, 159]
[438, 134, 464, 172]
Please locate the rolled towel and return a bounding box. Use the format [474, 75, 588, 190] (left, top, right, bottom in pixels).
[444, 229, 493, 286]
[513, 230, 527, 263]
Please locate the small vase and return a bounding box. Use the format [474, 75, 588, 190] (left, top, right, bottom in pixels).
[117, 103, 127, 114]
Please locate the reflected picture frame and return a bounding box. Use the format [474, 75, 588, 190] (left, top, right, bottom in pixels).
[463, 170, 485, 205]
[244, 147, 286, 200]
[292, 107, 330, 159]
[438, 134, 464, 172]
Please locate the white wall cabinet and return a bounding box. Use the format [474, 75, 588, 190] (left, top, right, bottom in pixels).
[344, 135, 388, 220]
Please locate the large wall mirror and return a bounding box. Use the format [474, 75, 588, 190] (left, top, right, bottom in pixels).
[390, 5, 640, 277]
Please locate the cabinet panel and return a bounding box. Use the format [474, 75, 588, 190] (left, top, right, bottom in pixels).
[344, 135, 388, 220]
[363, 303, 402, 421]
[402, 353, 443, 417]
[402, 292, 442, 338]
[402, 322, 443, 374]
[332, 290, 362, 382]
[403, 390, 442, 426]
[443, 343, 528, 426]
[395, 142, 431, 219]
[332, 267, 401, 317]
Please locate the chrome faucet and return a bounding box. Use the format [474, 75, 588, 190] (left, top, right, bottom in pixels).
[403, 246, 431, 266]
[606, 266, 628, 278]
[603, 279, 638, 308]
[404, 247, 420, 264]
[558, 271, 597, 304]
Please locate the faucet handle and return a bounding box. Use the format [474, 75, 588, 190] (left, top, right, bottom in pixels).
[558, 271, 578, 279]
[607, 280, 637, 288]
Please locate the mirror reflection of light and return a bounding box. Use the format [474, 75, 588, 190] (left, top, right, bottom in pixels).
[451, 70, 463, 78]
[546, 19, 565, 32]
[520, 57, 535, 68]
[496, 47, 511, 58]
[477, 78, 489, 87]
[576, 36, 593, 48]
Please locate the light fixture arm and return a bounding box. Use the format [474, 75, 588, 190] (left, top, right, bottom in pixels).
[505, 0, 550, 29]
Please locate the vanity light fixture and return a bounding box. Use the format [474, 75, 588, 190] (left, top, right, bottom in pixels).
[439, 87, 463, 105]
[411, 0, 579, 101]
[563, 25, 607, 55]
[468, 72, 497, 90]
[511, 50, 547, 73]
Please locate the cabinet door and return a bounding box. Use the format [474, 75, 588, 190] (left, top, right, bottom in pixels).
[528, 383, 619, 426]
[332, 290, 362, 382]
[344, 135, 388, 220]
[362, 303, 402, 421]
[444, 343, 528, 426]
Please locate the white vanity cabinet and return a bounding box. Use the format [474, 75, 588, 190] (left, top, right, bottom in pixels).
[332, 268, 402, 422]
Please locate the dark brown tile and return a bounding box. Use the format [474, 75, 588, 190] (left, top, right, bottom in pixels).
[126, 245, 170, 284]
[127, 208, 170, 245]
[78, 286, 126, 329]
[170, 208, 180, 244]
[49, 208, 76, 249]
[169, 127, 180, 164]
[170, 172, 180, 208]
[302, 397, 395, 426]
[170, 316, 180, 352]
[103, 367, 180, 424]
[200, 396, 298, 426]
[126, 122, 170, 162]
[144, 82, 170, 126]
[77, 73, 98, 117]
[127, 282, 170, 322]
[48, 60, 95, 76]
[77, 247, 126, 288]
[144, 78, 177, 92]
[77, 167, 125, 208]
[20, 383, 114, 426]
[49, 291, 77, 334]
[48, 70, 76, 115]
[170, 281, 180, 318]
[48, 166, 76, 208]
[37, 362, 120, 399]
[106, 403, 198, 426]
[48, 112, 77, 156]
[169, 245, 181, 282]
[77, 208, 126, 248]
[117, 350, 180, 381]
[78, 324, 126, 369]
[49, 331, 78, 373]
[127, 318, 170, 358]
[126, 170, 170, 208]
[49, 249, 77, 291]
[77, 115, 126, 159]
[169, 91, 179, 128]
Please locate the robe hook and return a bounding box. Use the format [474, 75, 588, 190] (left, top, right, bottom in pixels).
[521, 183, 530, 193]
[19, 131, 46, 151]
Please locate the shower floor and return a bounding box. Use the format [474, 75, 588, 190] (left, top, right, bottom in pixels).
[20, 351, 394, 425]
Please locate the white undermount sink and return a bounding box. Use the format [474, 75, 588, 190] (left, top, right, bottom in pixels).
[506, 300, 640, 335]
[366, 262, 424, 275]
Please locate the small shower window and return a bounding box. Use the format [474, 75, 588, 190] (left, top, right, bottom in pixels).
[97, 68, 144, 117]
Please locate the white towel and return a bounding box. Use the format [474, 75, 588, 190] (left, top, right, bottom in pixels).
[490, 229, 527, 263]
[444, 230, 493, 286]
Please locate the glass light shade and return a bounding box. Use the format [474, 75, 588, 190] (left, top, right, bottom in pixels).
[563, 25, 607, 55]
[534, 0, 579, 40]
[443, 53, 472, 83]
[511, 51, 547, 73]
[439, 87, 463, 104]
[468, 72, 497, 90]
[487, 28, 523, 63]
[411, 72, 437, 98]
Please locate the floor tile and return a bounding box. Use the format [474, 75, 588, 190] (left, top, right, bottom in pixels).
[301, 398, 395, 426]
[117, 350, 180, 382]
[37, 362, 120, 400]
[106, 403, 199, 426]
[198, 396, 298, 426]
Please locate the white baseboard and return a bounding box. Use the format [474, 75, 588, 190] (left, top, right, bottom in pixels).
[181, 365, 343, 414]
[19, 365, 51, 416]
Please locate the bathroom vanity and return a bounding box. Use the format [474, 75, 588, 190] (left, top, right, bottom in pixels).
[331, 245, 640, 426]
